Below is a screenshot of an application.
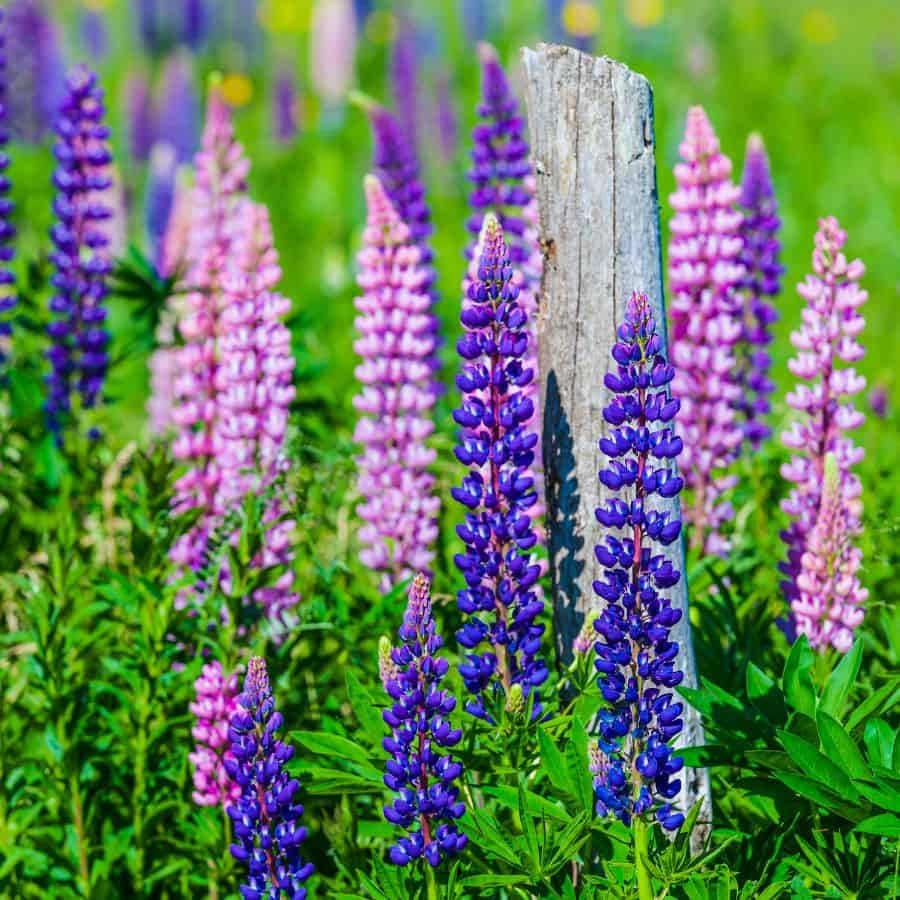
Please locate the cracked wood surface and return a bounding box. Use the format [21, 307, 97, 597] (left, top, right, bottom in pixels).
[521, 43, 711, 837]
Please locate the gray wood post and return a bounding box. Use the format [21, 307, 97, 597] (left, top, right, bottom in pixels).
[521, 43, 711, 839]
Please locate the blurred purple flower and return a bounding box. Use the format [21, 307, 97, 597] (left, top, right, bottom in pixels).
[869, 384, 888, 418]
[145, 141, 177, 267]
[273, 67, 299, 143]
[79, 9, 109, 60]
[125, 70, 156, 162]
[435, 71, 457, 164]
[390, 17, 419, 153]
[184, 0, 208, 49]
[156, 50, 199, 163]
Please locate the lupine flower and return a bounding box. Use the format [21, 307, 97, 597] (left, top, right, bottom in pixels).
[382, 574, 467, 867]
[736, 132, 782, 447]
[79, 8, 108, 59]
[226, 657, 314, 898]
[273, 67, 299, 143]
[869, 384, 888, 418]
[184, 0, 209, 50]
[145, 141, 177, 267]
[452, 214, 547, 721]
[309, 0, 357, 108]
[593, 291, 686, 832]
[6, 0, 65, 144]
[158, 164, 192, 279]
[352, 175, 439, 587]
[466, 43, 544, 522]
[189, 660, 241, 807]
[134, 0, 159, 52]
[125, 70, 156, 162]
[156, 50, 200, 164]
[389, 17, 419, 153]
[780, 216, 867, 648]
[435, 71, 458, 165]
[668, 105, 745, 555]
[794, 453, 866, 652]
[46, 66, 113, 441]
[0, 10, 17, 367]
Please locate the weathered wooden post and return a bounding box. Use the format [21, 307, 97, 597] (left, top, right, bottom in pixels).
[521, 43, 711, 835]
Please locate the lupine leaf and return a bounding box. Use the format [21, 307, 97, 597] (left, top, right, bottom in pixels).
[816, 711, 870, 780]
[819, 639, 863, 720]
[782, 636, 817, 719]
[538, 728, 575, 795]
[863, 718, 895, 768]
[777, 730, 859, 799]
[854, 813, 900, 837]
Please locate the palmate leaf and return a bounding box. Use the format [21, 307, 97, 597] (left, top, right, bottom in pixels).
[345, 670, 386, 747]
[819, 638, 863, 720]
[777, 730, 861, 802]
[854, 813, 900, 837]
[291, 730, 382, 776]
[816, 711, 871, 780]
[863, 718, 896, 769]
[781, 636, 817, 719]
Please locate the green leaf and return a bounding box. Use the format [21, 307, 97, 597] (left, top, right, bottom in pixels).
[480, 784, 569, 822]
[782, 636, 817, 718]
[291, 730, 380, 772]
[854, 813, 900, 837]
[852, 780, 900, 813]
[863, 718, 895, 768]
[518, 785, 540, 874]
[772, 772, 849, 815]
[566, 716, 594, 815]
[819, 639, 863, 720]
[847, 678, 900, 732]
[816, 711, 870, 780]
[346, 670, 385, 746]
[294, 766, 380, 794]
[746, 662, 787, 726]
[539, 728, 575, 795]
[777, 731, 858, 800]
[459, 875, 532, 888]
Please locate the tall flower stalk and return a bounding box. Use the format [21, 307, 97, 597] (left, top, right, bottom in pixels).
[780, 216, 867, 651]
[668, 105, 744, 555]
[736, 132, 782, 447]
[46, 65, 113, 441]
[226, 657, 314, 898]
[452, 214, 547, 721]
[352, 174, 439, 587]
[0, 11, 17, 368]
[382, 574, 467, 868]
[593, 292, 686, 842]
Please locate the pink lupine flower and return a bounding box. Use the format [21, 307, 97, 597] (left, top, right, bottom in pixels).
[188, 660, 240, 807]
[793, 453, 866, 653]
[780, 217, 867, 647]
[353, 174, 439, 588]
[310, 0, 357, 108]
[668, 105, 745, 555]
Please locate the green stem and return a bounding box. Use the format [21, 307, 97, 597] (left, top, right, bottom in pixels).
[425, 863, 439, 900]
[133, 708, 147, 893]
[633, 818, 654, 900]
[70, 775, 91, 897]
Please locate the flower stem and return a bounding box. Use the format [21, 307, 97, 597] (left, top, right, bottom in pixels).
[425, 863, 439, 900]
[633, 818, 654, 900]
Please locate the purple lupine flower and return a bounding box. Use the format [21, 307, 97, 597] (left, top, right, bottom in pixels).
[459, 0, 490, 40]
[452, 214, 547, 722]
[593, 291, 686, 832]
[45, 66, 113, 441]
[780, 216, 867, 650]
[466, 43, 544, 522]
[435, 70, 458, 165]
[124, 70, 156, 162]
[188, 660, 241, 808]
[869, 384, 888, 418]
[79, 8, 108, 59]
[6, 0, 66, 144]
[226, 657, 314, 897]
[145, 141, 177, 267]
[736, 132, 782, 447]
[668, 106, 745, 556]
[183, 0, 208, 49]
[352, 175, 439, 587]
[794, 453, 867, 652]
[382, 574, 467, 867]
[389, 17, 419, 154]
[134, 0, 159, 52]
[0, 9, 18, 365]
[273, 67, 299, 143]
[156, 50, 199, 164]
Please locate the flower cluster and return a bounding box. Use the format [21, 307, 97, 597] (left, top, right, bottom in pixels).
[668, 105, 745, 555]
[593, 291, 686, 832]
[382, 574, 467, 867]
[452, 214, 547, 721]
[46, 65, 113, 441]
[352, 174, 439, 587]
[226, 657, 314, 899]
[736, 132, 782, 447]
[794, 453, 867, 652]
[780, 216, 867, 651]
[188, 660, 240, 808]
[0, 12, 17, 368]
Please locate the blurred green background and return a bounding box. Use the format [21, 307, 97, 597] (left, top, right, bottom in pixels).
[12, 0, 900, 445]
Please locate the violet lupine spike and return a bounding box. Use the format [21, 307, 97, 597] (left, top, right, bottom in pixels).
[46, 65, 113, 442]
[389, 17, 419, 154]
[170, 84, 249, 574]
[0, 10, 17, 367]
[188, 660, 241, 808]
[465, 43, 544, 524]
[156, 50, 200, 164]
[452, 214, 547, 722]
[593, 291, 686, 832]
[382, 574, 467, 867]
[226, 657, 314, 898]
[352, 175, 439, 588]
[145, 141, 177, 267]
[274, 67, 299, 143]
[794, 453, 867, 652]
[780, 216, 867, 650]
[124, 70, 156, 163]
[736, 132, 782, 447]
[667, 105, 745, 556]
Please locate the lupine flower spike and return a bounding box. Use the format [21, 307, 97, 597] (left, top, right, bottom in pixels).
[452, 214, 547, 722]
[382, 574, 467, 867]
[0, 10, 17, 366]
[794, 453, 866, 652]
[780, 217, 867, 651]
[188, 660, 240, 808]
[46, 66, 113, 441]
[227, 657, 314, 899]
[593, 291, 686, 832]
[736, 132, 782, 446]
[352, 175, 439, 587]
[668, 106, 745, 556]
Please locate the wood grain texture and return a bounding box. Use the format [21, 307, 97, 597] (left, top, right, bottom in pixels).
[521, 42, 711, 837]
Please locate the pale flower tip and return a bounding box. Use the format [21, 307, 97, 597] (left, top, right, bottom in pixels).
[747, 131, 765, 154]
[477, 41, 498, 64]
